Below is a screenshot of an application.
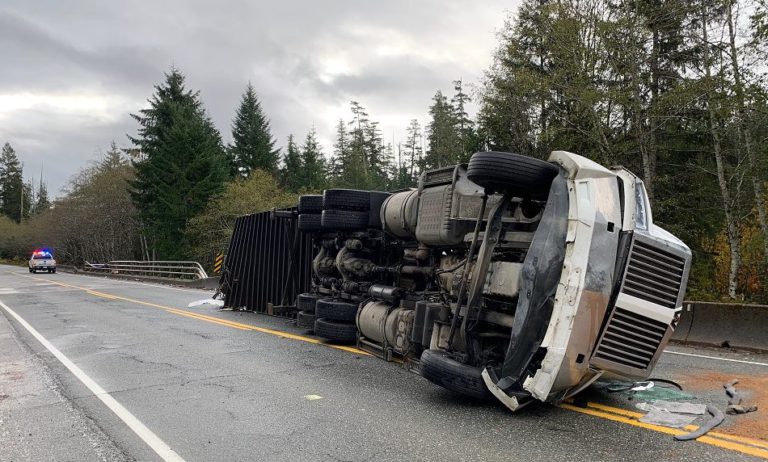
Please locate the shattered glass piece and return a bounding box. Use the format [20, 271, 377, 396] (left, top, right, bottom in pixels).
[631, 387, 696, 401]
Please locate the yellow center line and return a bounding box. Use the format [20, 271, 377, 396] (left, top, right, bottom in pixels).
[10, 272, 370, 356]
[561, 403, 768, 458]
[584, 402, 768, 449]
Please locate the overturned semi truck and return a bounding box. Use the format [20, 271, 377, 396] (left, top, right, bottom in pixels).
[220, 150, 692, 411]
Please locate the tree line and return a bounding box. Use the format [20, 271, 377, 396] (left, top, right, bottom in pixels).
[1, 0, 766, 303]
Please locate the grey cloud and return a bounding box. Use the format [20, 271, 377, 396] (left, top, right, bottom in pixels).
[0, 0, 516, 197]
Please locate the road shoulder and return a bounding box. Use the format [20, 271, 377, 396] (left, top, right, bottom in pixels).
[0, 308, 130, 462]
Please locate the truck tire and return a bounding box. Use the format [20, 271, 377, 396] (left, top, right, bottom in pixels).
[296, 310, 317, 330]
[368, 191, 391, 228]
[466, 151, 559, 200]
[298, 214, 322, 232]
[52, 268, 56, 274]
[298, 195, 323, 214]
[315, 299, 359, 322]
[314, 318, 358, 344]
[323, 189, 372, 211]
[297, 293, 322, 314]
[420, 349, 491, 400]
[321, 209, 369, 230]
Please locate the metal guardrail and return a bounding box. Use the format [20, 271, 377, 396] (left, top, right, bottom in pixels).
[83, 260, 209, 280]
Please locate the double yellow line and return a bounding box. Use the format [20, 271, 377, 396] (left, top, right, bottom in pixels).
[12, 272, 768, 458]
[561, 402, 768, 458]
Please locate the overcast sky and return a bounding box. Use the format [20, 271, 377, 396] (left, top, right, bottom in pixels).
[0, 1, 518, 197]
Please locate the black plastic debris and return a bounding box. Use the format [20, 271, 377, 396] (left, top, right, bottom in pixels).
[674, 406, 725, 441]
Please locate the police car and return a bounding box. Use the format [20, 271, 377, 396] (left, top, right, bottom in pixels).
[29, 249, 56, 273]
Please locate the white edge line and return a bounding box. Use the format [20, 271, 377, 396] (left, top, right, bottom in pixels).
[0, 299, 186, 462]
[664, 349, 768, 367]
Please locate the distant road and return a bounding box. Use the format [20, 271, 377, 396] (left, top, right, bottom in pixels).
[0, 265, 765, 461]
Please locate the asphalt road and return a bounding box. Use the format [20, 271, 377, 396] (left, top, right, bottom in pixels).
[0, 265, 766, 462]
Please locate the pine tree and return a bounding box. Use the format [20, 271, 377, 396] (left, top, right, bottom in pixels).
[300, 128, 327, 191]
[22, 179, 33, 220]
[35, 178, 50, 214]
[364, 120, 388, 190]
[345, 101, 370, 188]
[230, 83, 279, 176]
[425, 90, 458, 169]
[330, 119, 349, 183]
[281, 135, 303, 192]
[451, 80, 479, 162]
[101, 141, 126, 172]
[404, 119, 423, 182]
[129, 68, 228, 259]
[0, 143, 25, 222]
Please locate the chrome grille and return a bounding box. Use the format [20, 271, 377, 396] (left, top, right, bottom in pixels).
[622, 239, 685, 308]
[593, 308, 668, 370]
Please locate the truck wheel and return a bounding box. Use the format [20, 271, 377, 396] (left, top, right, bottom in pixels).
[419, 349, 491, 400]
[298, 214, 322, 232]
[296, 310, 317, 330]
[466, 151, 559, 200]
[316, 299, 359, 322]
[29, 268, 33, 273]
[296, 293, 321, 314]
[323, 189, 372, 211]
[298, 195, 323, 214]
[321, 209, 369, 230]
[52, 268, 56, 274]
[314, 318, 358, 344]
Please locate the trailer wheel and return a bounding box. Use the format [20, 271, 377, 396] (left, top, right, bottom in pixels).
[296, 293, 322, 314]
[298, 195, 323, 214]
[296, 310, 317, 330]
[314, 318, 358, 344]
[466, 151, 558, 199]
[316, 299, 359, 322]
[298, 214, 322, 232]
[320, 209, 369, 230]
[420, 349, 491, 400]
[323, 189, 373, 211]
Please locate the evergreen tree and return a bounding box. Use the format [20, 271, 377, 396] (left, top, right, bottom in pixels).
[363, 119, 389, 190]
[129, 68, 228, 259]
[404, 119, 423, 182]
[35, 178, 50, 214]
[345, 101, 371, 188]
[230, 83, 279, 176]
[101, 141, 127, 172]
[0, 143, 24, 222]
[451, 80, 480, 162]
[22, 179, 33, 220]
[281, 134, 303, 192]
[389, 142, 413, 190]
[330, 119, 349, 183]
[425, 90, 459, 169]
[300, 128, 327, 191]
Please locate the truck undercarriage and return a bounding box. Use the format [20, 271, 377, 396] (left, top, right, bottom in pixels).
[224, 150, 692, 410]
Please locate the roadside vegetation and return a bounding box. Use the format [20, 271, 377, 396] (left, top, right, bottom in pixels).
[0, 0, 766, 302]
